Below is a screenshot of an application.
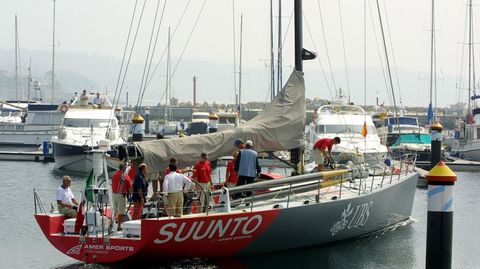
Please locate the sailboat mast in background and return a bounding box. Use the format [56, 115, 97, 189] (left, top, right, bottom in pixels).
[15, 15, 19, 100]
[51, 0, 56, 104]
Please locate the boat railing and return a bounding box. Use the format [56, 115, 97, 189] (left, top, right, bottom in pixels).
[210, 157, 416, 213]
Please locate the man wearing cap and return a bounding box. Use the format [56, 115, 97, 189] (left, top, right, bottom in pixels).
[163, 164, 193, 217]
[56, 175, 80, 218]
[235, 140, 261, 198]
[193, 153, 212, 212]
[132, 163, 149, 220]
[111, 163, 132, 231]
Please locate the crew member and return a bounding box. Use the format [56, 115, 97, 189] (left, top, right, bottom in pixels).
[313, 137, 341, 172]
[193, 153, 212, 212]
[225, 153, 238, 188]
[56, 175, 79, 218]
[132, 163, 149, 220]
[234, 140, 261, 198]
[111, 163, 132, 231]
[163, 164, 193, 217]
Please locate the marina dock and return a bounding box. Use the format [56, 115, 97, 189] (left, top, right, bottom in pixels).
[0, 150, 54, 162]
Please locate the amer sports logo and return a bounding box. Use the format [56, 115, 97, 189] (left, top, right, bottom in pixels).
[154, 215, 263, 244]
[66, 244, 82, 255]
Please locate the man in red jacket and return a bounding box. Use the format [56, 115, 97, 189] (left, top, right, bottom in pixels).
[313, 137, 341, 172]
[111, 163, 132, 231]
[193, 153, 212, 212]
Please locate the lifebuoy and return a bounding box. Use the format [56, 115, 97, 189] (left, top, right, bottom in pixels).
[60, 104, 69, 113]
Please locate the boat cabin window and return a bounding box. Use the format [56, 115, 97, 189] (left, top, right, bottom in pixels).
[322, 124, 377, 135]
[31, 113, 64, 125]
[192, 114, 209, 120]
[316, 125, 325, 133]
[64, 118, 114, 128]
[218, 116, 236, 124]
[384, 117, 418, 126]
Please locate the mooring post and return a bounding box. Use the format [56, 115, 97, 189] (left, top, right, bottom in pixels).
[430, 121, 443, 169]
[426, 161, 456, 269]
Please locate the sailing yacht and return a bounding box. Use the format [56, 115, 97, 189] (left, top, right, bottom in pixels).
[51, 93, 127, 173]
[455, 0, 480, 160]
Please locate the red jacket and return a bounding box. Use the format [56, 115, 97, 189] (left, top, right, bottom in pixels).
[193, 160, 212, 183]
[314, 138, 334, 152]
[111, 170, 132, 194]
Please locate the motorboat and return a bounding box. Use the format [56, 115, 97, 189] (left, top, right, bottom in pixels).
[390, 133, 432, 161]
[216, 111, 239, 132]
[51, 93, 127, 173]
[376, 115, 426, 147]
[306, 104, 388, 167]
[0, 102, 64, 146]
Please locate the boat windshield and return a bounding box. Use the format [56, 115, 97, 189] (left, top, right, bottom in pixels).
[192, 114, 209, 120]
[64, 118, 115, 128]
[384, 117, 418, 126]
[316, 124, 377, 135]
[219, 117, 236, 124]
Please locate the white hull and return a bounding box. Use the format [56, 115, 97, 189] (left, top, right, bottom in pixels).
[0, 130, 57, 146]
[458, 139, 480, 161]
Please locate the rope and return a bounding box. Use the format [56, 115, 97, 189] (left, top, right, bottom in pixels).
[316, 0, 337, 92]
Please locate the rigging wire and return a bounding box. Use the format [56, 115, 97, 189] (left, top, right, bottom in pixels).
[316, 0, 337, 92]
[367, 0, 393, 108]
[146, 0, 193, 89]
[456, 3, 469, 103]
[375, 0, 399, 122]
[303, 12, 334, 99]
[116, 0, 148, 110]
[135, 0, 167, 114]
[381, 0, 403, 113]
[167, 0, 207, 92]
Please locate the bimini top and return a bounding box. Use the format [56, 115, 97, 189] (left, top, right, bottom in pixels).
[392, 133, 431, 146]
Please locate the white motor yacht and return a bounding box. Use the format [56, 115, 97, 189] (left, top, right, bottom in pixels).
[51, 93, 127, 173]
[306, 104, 388, 167]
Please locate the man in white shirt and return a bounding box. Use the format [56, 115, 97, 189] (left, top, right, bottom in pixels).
[163, 164, 193, 217]
[79, 90, 89, 107]
[56, 175, 79, 218]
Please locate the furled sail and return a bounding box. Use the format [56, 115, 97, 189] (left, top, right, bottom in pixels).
[135, 70, 305, 173]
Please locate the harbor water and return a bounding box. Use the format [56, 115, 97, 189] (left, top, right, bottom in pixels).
[1, 160, 480, 269]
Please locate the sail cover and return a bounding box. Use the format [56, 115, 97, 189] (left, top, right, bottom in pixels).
[134, 70, 305, 173]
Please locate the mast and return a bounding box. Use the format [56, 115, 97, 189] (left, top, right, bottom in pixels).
[15, 15, 19, 100]
[277, 0, 282, 95]
[232, 0, 237, 113]
[291, 0, 303, 173]
[294, 0, 303, 72]
[428, 0, 436, 125]
[468, 0, 473, 116]
[51, 0, 56, 104]
[164, 27, 171, 122]
[238, 14, 243, 122]
[27, 59, 31, 103]
[270, 0, 275, 99]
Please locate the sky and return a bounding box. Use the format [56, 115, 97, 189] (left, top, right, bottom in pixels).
[0, 0, 475, 107]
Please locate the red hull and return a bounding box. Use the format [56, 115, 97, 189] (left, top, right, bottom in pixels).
[35, 209, 281, 263]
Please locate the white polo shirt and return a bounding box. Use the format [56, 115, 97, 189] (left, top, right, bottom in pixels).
[56, 186, 75, 206]
[163, 171, 193, 193]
